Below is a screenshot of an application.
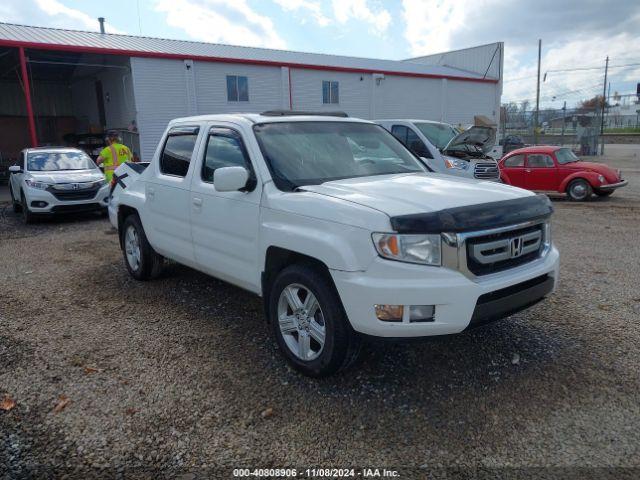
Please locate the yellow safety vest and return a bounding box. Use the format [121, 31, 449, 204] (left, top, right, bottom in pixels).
[100, 143, 132, 181]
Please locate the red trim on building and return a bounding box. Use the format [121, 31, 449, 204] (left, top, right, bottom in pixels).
[18, 47, 37, 147]
[0, 39, 499, 84]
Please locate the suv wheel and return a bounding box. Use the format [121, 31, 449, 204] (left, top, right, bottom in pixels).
[567, 179, 592, 201]
[9, 184, 22, 213]
[20, 192, 35, 224]
[121, 214, 164, 280]
[269, 264, 361, 377]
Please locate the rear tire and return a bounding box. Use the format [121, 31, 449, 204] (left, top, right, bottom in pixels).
[594, 190, 613, 197]
[20, 192, 35, 224]
[566, 179, 592, 201]
[120, 214, 164, 280]
[268, 263, 361, 377]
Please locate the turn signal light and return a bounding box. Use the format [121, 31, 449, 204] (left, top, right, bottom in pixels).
[374, 304, 403, 322]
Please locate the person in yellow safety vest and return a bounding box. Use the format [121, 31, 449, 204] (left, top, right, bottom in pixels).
[96, 130, 133, 182]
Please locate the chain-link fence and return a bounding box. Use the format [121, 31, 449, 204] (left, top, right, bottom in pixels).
[500, 106, 604, 155]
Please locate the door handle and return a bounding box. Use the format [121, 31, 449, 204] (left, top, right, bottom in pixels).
[192, 197, 203, 207]
[147, 187, 155, 197]
[525, 169, 531, 173]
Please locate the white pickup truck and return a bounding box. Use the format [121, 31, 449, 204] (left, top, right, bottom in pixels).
[109, 111, 559, 377]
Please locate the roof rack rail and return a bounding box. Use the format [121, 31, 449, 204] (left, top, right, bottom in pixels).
[260, 110, 349, 117]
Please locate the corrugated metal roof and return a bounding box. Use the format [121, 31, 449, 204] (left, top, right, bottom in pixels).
[0, 22, 495, 82]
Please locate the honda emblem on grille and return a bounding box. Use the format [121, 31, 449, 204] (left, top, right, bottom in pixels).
[510, 236, 524, 258]
[72, 183, 80, 190]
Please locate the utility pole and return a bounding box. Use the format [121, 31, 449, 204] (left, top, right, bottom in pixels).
[560, 101, 566, 146]
[534, 39, 542, 145]
[599, 56, 609, 155]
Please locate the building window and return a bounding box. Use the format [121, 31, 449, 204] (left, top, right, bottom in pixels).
[227, 75, 249, 102]
[322, 80, 339, 104]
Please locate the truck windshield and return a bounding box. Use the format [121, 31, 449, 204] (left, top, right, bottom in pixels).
[27, 151, 96, 171]
[555, 148, 579, 164]
[414, 122, 458, 150]
[253, 121, 426, 190]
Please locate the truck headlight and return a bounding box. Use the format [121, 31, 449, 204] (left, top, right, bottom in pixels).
[443, 157, 469, 170]
[25, 179, 50, 190]
[372, 233, 441, 265]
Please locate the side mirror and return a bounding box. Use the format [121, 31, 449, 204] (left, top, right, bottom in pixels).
[8, 165, 22, 173]
[213, 166, 249, 192]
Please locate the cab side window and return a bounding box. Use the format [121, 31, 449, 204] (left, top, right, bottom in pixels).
[527, 154, 554, 168]
[504, 154, 525, 167]
[391, 125, 432, 159]
[160, 127, 199, 177]
[202, 128, 255, 189]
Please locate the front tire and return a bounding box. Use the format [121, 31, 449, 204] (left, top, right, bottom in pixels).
[566, 179, 592, 201]
[268, 263, 361, 377]
[120, 214, 164, 280]
[20, 192, 35, 224]
[9, 184, 22, 213]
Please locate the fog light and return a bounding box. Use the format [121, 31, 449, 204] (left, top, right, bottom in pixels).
[409, 305, 435, 322]
[30, 201, 48, 208]
[375, 304, 403, 322]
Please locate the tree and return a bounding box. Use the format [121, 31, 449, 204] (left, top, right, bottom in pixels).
[576, 95, 607, 113]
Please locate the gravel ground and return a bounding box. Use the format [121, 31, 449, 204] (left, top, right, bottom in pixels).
[1, 147, 640, 479]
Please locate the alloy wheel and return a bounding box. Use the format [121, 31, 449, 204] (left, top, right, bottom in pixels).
[124, 225, 141, 271]
[277, 283, 326, 361]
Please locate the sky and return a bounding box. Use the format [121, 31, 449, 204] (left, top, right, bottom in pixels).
[1, 0, 639, 109]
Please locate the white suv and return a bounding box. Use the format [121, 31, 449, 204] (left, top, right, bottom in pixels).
[9, 147, 110, 223]
[376, 119, 500, 181]
[109, 112, 559, 377]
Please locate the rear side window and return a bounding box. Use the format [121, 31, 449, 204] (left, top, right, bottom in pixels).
[504, 154, 525, 167]
[160, 127, 199, 177]
[527, 154, 554, 168]
[202, 129, 252, 182]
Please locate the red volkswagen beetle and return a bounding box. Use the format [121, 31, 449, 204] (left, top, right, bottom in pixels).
[499, 146, 627, 201]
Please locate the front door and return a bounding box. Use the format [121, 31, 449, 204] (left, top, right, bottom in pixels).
[525, 153, 558, 191]
[145, 125, 201, 265]
[189, 125, 261, 292]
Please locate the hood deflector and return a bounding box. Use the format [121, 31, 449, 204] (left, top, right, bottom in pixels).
[390, 195, 553, 234]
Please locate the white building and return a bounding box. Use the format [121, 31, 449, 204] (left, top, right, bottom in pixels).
[0, 22, 503, 162]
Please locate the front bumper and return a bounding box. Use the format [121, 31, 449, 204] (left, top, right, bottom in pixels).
[331, 246, 559, 338]
[25, 184, 110, 214]
[597, 179, 627, 191]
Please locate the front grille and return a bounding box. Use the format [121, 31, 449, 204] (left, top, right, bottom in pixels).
[474, 162, 500, 179]
[48, 185, 100, 201]
[466, 223, 545, 276]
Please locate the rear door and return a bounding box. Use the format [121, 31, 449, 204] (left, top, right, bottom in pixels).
[500, 153, 525, 186]
[525, 153, 558, 191]
[145, 125, 201, 265]
[189, 124, 261, 292]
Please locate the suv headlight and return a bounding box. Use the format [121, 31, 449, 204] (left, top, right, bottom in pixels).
[372, 233, 441, 266]
[92, 179, 107, 188]
[25, 179, 50, 190]
[443, 157, 469, 170]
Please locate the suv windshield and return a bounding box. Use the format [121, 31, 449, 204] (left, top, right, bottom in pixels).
[254, 122, 425, 190]
[414, 122, 458, 150]
[555, 148, 579, 164]
[27, 151, 96, 171]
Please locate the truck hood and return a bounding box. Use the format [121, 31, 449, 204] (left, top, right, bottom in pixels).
[27, 169, 104, 184]
[300, 173, 532, 217]
[443, 126, 496, 154]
